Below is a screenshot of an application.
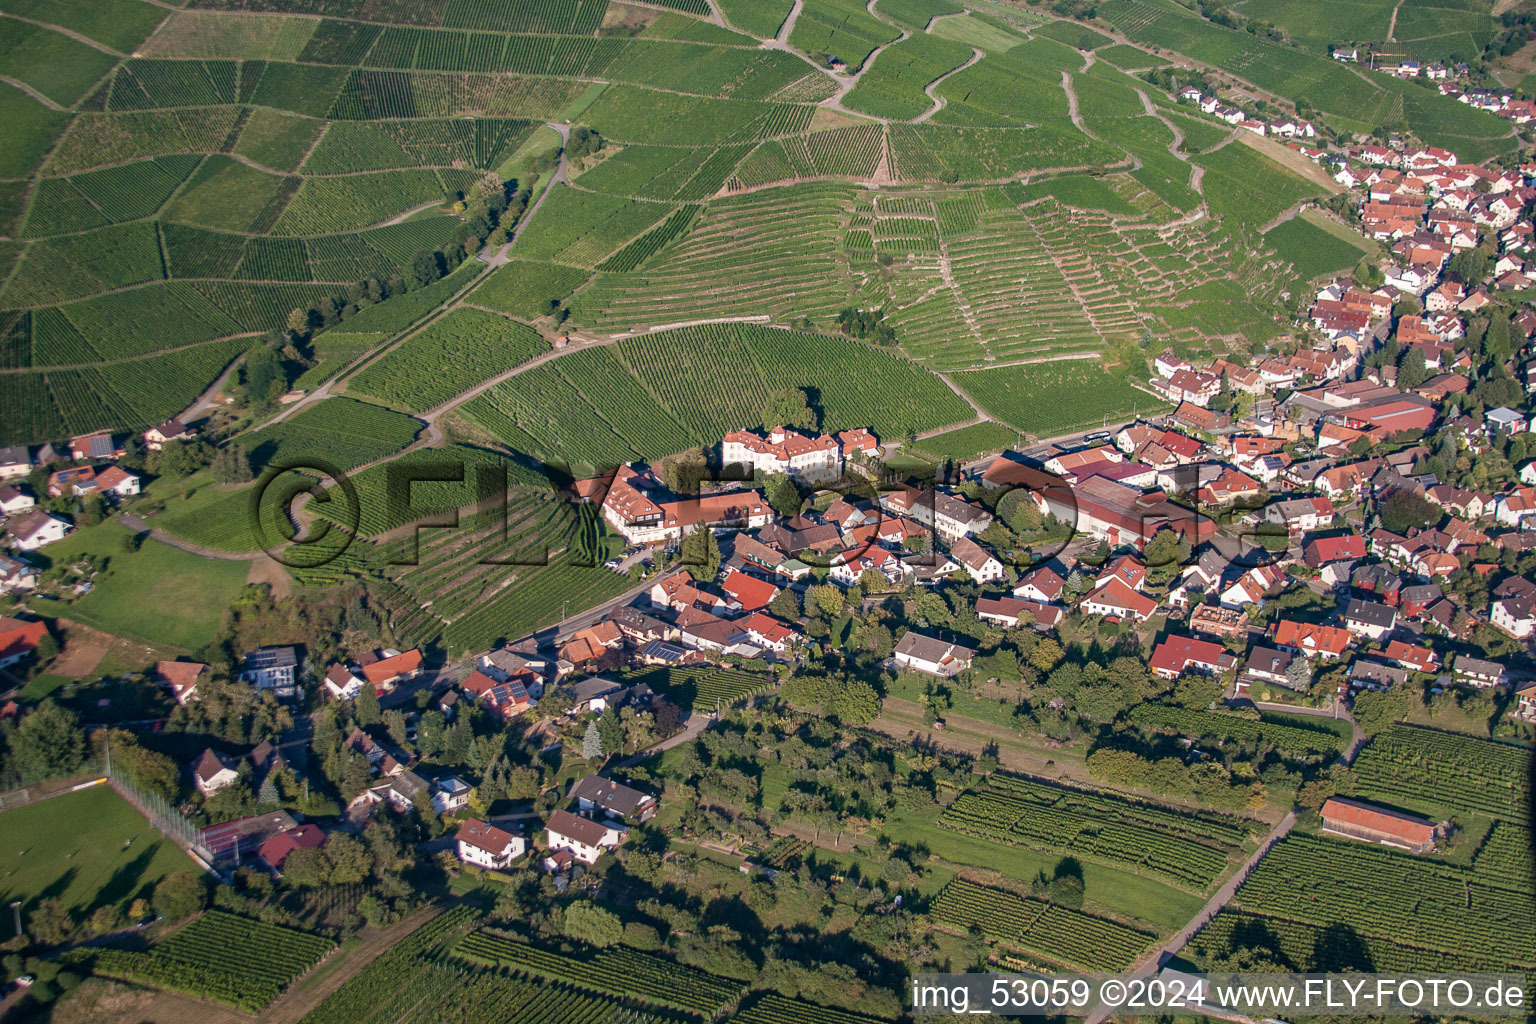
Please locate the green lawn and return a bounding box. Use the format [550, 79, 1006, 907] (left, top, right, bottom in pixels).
[39, 519, 250, 650]
[16, 673, 69, 699]
[886, 799, 1208, 932]
[0, 784, 190, 923]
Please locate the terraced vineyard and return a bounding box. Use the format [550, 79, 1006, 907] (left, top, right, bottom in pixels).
[346, 306, 546, 412]
[458, 322, 974, 470]
[0, 0, 1348, 448]
[931, 878, 1155, 971]
[938, 773, 1258, 891]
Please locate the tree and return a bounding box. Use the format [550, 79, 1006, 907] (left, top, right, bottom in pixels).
[28, 900, 73, 945]
[212, 445, 253, 485]
[355, 686, 383, 727]
[1047, 872, 1085, 910]
[681, 526, 720, 582]
[1396, 346, 1428, 391]
[8, 700, 86, 781]
[769, 587, 801, 621]
[562, 901, 621, 946]
[829, 678, 881, 725]
[583, 719, 603, 760]
[323, 833, 372, 884]
[1142, 528, 1189, 569]
[763, 473, 803, 518]
[1284, 655, 1312, 690]
[241, 345, 287, 410]
[1445, 245, 1491, 285]
[567, 125, 604, 160]
[152, 872, 208, 921]
[285, 308, 311, 336]
[1378, 488, 1439, 534]
[807, 584, 845, 620]
[998, 489, 1042, 534]
[760, 388, 818, 431]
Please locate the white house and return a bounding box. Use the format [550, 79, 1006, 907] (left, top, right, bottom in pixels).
[323, 664, 367, 701]
[949, 536, 1003, 583]
[455, 818, 525, 870]
[1493, 486, 1536, 528]
[242, 645, 301, 698]
[1343, 599, 1398, 641]
[96, 466, 140, 500]
[0, 446, 30, 481]
[546, 808, 625, 864]
[6, 510, 69, 551]
[893, 630, 974, 677]
[721, 426, 839, 480]
[433, 776, 472, 814]
[0, 485, 34, 515]
[1491, 579, 1535, 639]
[193, 748, 240, 796]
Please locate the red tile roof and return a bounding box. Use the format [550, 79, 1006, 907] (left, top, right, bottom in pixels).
[259, 824, 325, 871]
[362, 648, 422, 685]
[1321, 797, 1435, 845]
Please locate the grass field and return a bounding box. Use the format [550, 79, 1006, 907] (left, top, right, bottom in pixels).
[951, 361, 1163, 436]
[0, 784, 190, 924]
[37, 520, 251, 650]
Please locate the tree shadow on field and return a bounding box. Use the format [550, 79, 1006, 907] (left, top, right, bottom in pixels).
[97, 846, 159, 913]
[1310, 921, 1376, 973]
[37, 865, 78, 910]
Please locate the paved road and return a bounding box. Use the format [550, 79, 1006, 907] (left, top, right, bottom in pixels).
[481, 122, 571, 267]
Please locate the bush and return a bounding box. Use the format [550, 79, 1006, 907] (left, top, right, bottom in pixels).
[153, 872, 208, 921]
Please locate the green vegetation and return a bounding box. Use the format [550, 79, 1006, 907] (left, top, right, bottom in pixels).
[38, 521, 251, 650]
[468, 261, 592, 320]
[240, 397, 422, 473]
[92, 910, 336, 1011]
[940, 773, 1258, 890]
[911, 421, 1021, 461]
[1032, 19, 1114, 50]
[1349, 724, 1531, 822]
[844, 33, 976, 121]
[1265, 211, 1372, 282]
[0, 785, 188, 925]
[951, 361, 1162, 437]
[718, 0, 794, 37]
[461, 322, 972, 467]
[932, 878, 1155, 970]
[348, 307, 545, 412]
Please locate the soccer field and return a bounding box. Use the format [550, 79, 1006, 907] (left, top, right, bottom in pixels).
[0, 784, 192, 923]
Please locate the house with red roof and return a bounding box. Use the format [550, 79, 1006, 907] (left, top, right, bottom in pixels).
[721, 569, 779, 612]
[258, 824, 326, 874]
[740, 612, 799, 652]
[154, 660, 207, 704]
[1080, 577, 1158, 623]
[0, 617, 47, 668]
[456, 818, 525, 870]
[1272, 619, 1351, 658]
[976, 596, 1063, 630]
[1149, 635, 1238, 680]
[1303, 533, 1366, 569]
[1382, 640, 1440, 673]
[1013, 567, 1066, 603]
[359, 648, 423, 692]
